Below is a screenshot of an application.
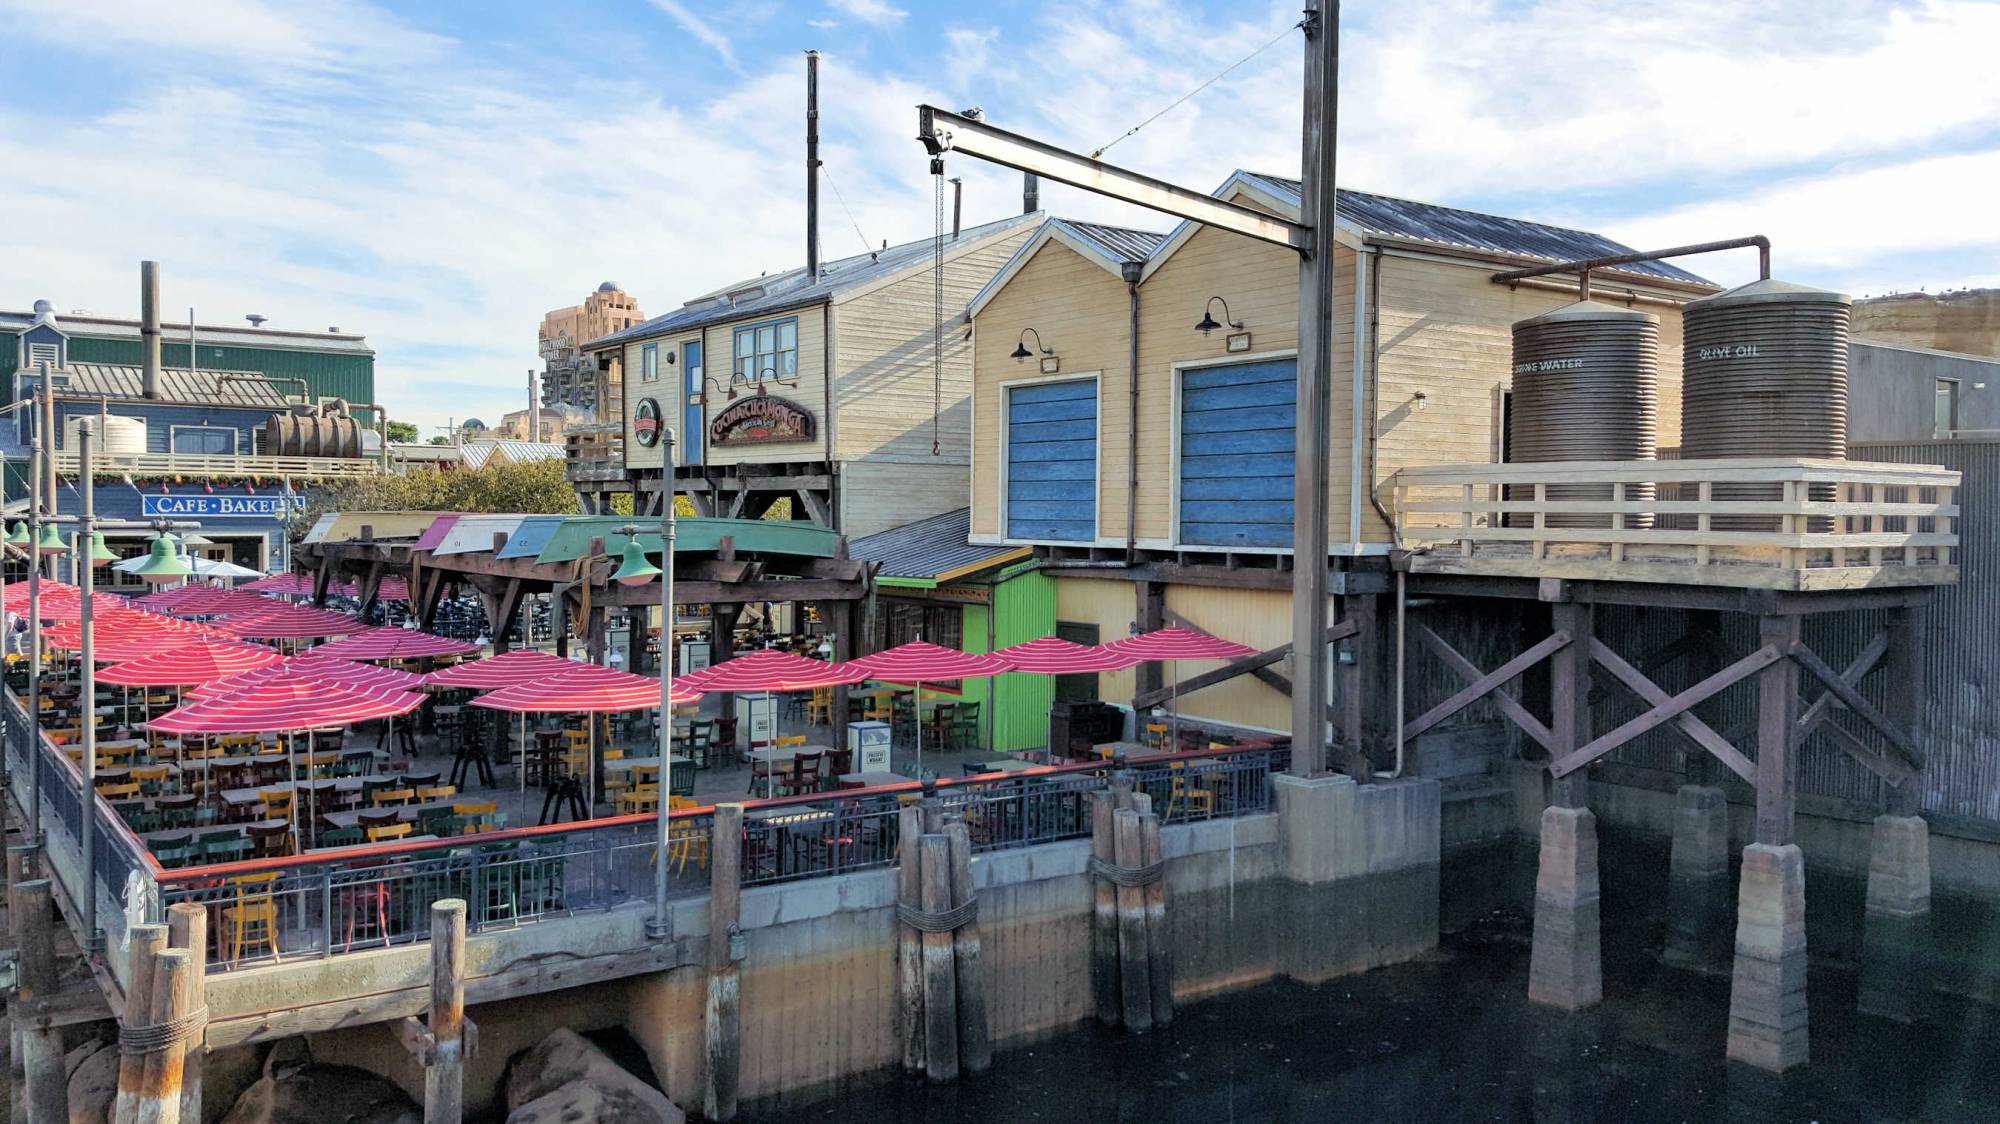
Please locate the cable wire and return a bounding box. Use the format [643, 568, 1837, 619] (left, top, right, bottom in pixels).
[1090, 19, 1305, 159]
[822, 167, 873, 255]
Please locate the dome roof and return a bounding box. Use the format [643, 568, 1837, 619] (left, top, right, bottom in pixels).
[597, 281, 619, 293]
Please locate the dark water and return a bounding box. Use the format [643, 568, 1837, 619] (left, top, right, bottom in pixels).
[757, 849, 2000, 1124]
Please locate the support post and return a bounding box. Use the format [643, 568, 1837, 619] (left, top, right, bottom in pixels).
[1137, 798, 1173, 1027]
[1135, 581, 1165, 702]
[115, 923, 170, 1122]
[1088, 789, 1120, 1026]
[166, 903, 206, 1124]
[1112, 805, 1153, 1032]
[896, 804, 926, 1074]
[918, 833, 959, 1083]
[14, 879, 67, 1124]
[1662, 783, 1732, 971]
[1860, 604, 1929, 1022]
[1288, 0, 1337, 778]
[943, 818, 990, 1076]
[1727, 614, 1808, 1072]
[702, 804, 743, 1122]
[422, 900, 467, 1124]
[1530, 599, 1600, 1010]
[1337, 592, 1378, 781]
[135, 948, 197, 1123]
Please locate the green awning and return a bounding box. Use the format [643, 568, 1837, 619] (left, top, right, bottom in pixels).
[533, 516, 842, 564]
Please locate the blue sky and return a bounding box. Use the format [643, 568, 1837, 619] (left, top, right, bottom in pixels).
[4, 0, 1997, 434]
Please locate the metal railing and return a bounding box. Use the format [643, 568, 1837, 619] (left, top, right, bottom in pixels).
[47, 450, 385, 480]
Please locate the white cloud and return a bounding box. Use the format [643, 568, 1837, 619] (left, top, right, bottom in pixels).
[809, 18, 838, 29]
[828, 0, 907, 27]
[645, 0, 740, 70]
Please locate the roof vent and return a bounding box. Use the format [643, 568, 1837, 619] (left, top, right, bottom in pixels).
[246, 314, 268, 327]
[328, 326, 341, 333]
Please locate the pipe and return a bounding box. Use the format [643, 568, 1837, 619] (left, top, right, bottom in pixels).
[1023, 173, 1039, 214]
[77, 418, 99, 949]
[805, 50, 821, 284]
[1505, 274, 1689, 310]
[1346, 245, 1370, 548]
[1386, 568, 1406, 779]
[950, 177, 963, 240]
[1122, 262, 1141, 562]
[1363, 248, 1397, 540]
[140, 261, 162, 400]
[188, 306, 197, 385]
[1490, 235, 1771, 286]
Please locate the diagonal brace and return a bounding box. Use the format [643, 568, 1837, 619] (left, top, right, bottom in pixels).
[1551, 644, 1782, 778]
[1788, 641, 1923, 769]
[1794, 630, 1888, 748]
[1590, 639, 1755, 784]
[1414, 624, 1557, 754]
[1404, 629, 1570, 743]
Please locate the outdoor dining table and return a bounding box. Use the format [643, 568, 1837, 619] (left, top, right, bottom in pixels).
[322, 799, 465, 831]
[968, 757, 1039, 774]
[836, 771, 905, 789]
[744, 802, 836, 877]
[306, 833, 438, 856]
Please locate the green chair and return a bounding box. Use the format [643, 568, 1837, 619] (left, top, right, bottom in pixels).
[668, 760, 696, 800]
[418, 809, 464, 838]
[151, 833, 194, 869]
[338, 751, 375, 777]
[951, 702, 981, 752]
[683, 720, 715, 771]
[474, 841, 522, 925]
[360, 778, 400, 805]
[319, 827, 364, 848]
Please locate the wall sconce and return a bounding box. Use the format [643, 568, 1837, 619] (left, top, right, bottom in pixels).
[1195, 296, 1251, 352]
[755, 366, 800, 393]
[1412, 390, 1430, 411]
[702, 374, 738, 402]
[1010, 328, 1059, 374]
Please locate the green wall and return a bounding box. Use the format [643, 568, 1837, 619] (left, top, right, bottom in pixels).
[2, 330, 376, 406]
[962, 566, 1057, 752]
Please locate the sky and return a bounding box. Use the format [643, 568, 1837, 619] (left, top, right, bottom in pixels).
[3, 0, 1997, 435]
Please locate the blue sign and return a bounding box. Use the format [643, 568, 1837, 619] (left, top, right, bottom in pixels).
[140, 494, 299, 519]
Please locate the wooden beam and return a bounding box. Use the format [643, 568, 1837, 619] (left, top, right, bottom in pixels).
[1793, 630, 1888, 746]
[1590, 638, 1756, 785]
[1549, 602, 1594, 807]
[1131, 618, 1358, 712]
[1551, 643, 1782, 779]
[1405, 629, 1571, 742]
[1814, 714, 1915, 787]
[1788, 640, 1922, 767]
[1415, 624, 1558, 756]
[1246, 665, 1339, 726]
[1756, 616, 1802, 845]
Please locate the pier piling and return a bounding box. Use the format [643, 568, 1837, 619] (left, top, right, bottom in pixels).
[943, 818, 990, 1076]
[1112, 807, 1153, 1032]
[703, 804, 743, 1122]
[114, 922, 169, 1123]
[166, 902, 207, 1124]
[896, 804, 925, 1076]
[918, 833, 960, 1083]
[1088, 790, 1120, 1026]
[134, 947, 196, 1124]
[1136, 800, 1173, 1027]
[14, 879, 68, 1124]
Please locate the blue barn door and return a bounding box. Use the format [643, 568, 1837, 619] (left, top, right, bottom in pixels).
[1178, 358, 1297, 548]
[1006, 379, 1097, 542]
[682, 341, 705, 467]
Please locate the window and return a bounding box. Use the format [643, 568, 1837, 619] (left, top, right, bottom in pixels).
[641, 343, 660, 383]
[733, 318, 798, 384]
[1936, 378, 1961, 437]
[1053, 621, 1100, 703]
[1177, 358, 1296, 548]
[170, 426, 237, 455]
[1005, 377, 1098, 543]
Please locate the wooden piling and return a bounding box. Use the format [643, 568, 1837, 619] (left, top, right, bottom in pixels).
[918, 834, 959, 1083]
[895, 803, 925, 1076]
[703, 803, 743, 1123]
[943, 818, 990, 1076]
[14, 879, 68, 1124]
[7, 844, 39, 1124]
[425, 900, 467, 1124]
[1088, 790, 1120, 1026]
[134, 947, 196, 1124]
[114, 922, 169, 1123]
[166, 903, 206, 1124]
[1139, 808, 1173, 1027]
[1112, 807, 1153, 1032]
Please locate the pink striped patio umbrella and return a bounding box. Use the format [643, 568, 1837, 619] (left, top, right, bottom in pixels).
[217, 604, 364, 641]
[1102, 627, 1259, 748]
[162, 588, 277, 617]
[377, 576, 411, 601]
[33, 591, 129, 621]
[471, 663, 703, 811]
[193, 656, 429, 699]
[422, 649, 579, 690]
[990, 635, 1143, 673]
[678, 650, 866, 797]
[311, 627, 480, 662]
[845, 641, 1013, 775]
[97, 638, 285, 687]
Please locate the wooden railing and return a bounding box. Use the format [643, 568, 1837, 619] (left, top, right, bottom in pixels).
[50, 450, 385, 479]
[1390, 457, 1960, 590]
[565, 425, 626, 482]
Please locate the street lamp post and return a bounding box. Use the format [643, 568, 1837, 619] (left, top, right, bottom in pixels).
[25, 380, 46, 848]
[75, 419, 101, 951]
[612, 430, 679, 941]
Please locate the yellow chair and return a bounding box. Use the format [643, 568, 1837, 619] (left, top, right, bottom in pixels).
[259, 789, 294, 821]
[132, 765, 173, 796]
[365, 823, 411, 843]
[619, 785, 661, 815]
[222, 873, 281, 963]
[371, 788, 415, 808]
[807, 686, 832, 725]
[98, 742, 139, 766]
[95, 780, 141, 801]
[416, 784, 457, 802]
[774, 734, 807, 749]
[1167, 760, 1214, 819]
[666, 796, 709, 872]
[1143, 723, 1170, 752]
[218, 733, 257, 753]
[452, 801, 498, 833]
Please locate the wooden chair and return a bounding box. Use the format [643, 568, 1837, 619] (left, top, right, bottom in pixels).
[1143, 723, 1170, 752]
[452, 801, 498, 833]
[781, 751, 824, 797]
[157, 794, 201, 830]
[371, 787, 415, 808]
[416, 784, 458, 803]
[132, 764, 174, 797]
[259, 790, 294, 822]
[95, 781, 141, 801]
[150, 832, 194, 869]
[618, 785, 660, 815]
[807, 686, 832, 726]
[222, 873, 281, 963]
[319, 827, 364, 848]
[247, 821, 294, 859]
[950, 702, 981, 751]
[666, 796, 709, 872]
[683, 720, 715, 771]
[365, 822, 412, 843]
[337, 751, 376, 777]
[357, 809, 401, 831]
[1167, 760, 1214, 820]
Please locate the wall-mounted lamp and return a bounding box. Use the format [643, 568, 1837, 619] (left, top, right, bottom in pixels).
[1412, 390, 1430, 411]
[754, 366, 800, 394]
[1195, 296, 1252, 352]
[1011, 328, 1059, 374]
[702, 374, 738, 402]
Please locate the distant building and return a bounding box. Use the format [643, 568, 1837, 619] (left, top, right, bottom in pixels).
[499, 406, 565, 442]
[540, 283, 643, 423]
[1854, 289, 2000, 359]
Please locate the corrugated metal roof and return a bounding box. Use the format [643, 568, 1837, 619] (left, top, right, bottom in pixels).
[849, 508, 1022, 582]
[0, 311, 373, 354]
[488, 440, 566, 464]
[533, 516, 842, 564]
[30, 363, 293, 407]
[1063, 221, 1167, 264]
[590, 212, 1044, 349]
[1236, 173, 1711, 285]
[457, 443, 496, 469]
[411, 514, 460, 553]
[495, 515, 569, 560]
[432, 514, 528, 556]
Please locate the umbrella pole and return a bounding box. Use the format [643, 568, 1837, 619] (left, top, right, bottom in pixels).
[1170, 659, 1179, 751]
[914, 680, 923, 781]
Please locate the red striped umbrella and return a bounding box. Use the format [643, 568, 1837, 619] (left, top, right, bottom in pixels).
[678, 649, 867, 692]
[33, 591, 129, 621]
[166, 588, 277, 617]
[1102, 627, 1258, 662]
[0, 579, 81, 601]
[192, 656, 429, 699]
[146, 679, 424, 735]
[422, 649, 579, 690]
[128, 586, 209, 612]
[97, 638, 285, 687]
[45, 609, 210, 650]
[469, 663, 701, 714]
[846, 640, 1011, 682]
[218, 604, 363, 640]
[239, 573, 359, 597]
[378, 576, 411, 600]
[989, 635, 1142, 673]
[311, 627, 480, 662]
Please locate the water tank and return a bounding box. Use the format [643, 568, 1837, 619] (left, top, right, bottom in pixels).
[65, 415, 149, 456]
[1508, 300, 1660, 528]
[1681, 278, 1850, 529]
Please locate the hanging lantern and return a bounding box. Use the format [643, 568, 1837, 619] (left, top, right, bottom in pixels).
[87, 530, 116, 566]
[131, 536, 192, 584]
[611, 540, 662, 586]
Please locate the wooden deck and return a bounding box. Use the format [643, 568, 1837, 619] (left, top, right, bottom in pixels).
[1390, 457, 1960, 591]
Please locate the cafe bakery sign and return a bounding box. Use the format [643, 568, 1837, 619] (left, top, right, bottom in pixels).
[710, 393, 815, 446]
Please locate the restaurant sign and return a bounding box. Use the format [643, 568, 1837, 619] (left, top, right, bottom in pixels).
[633, 398, 662, 447]
[141, 494, 300, 518]
[710, 393, 814, 446]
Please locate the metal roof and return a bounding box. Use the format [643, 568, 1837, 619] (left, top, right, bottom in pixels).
[849, 508, 1027, 584]
[431, 514, 530, 556]
[495, 515, 569, 560]
[1064, 221, 1167, 264]
[300, 511, 452, 545]
[534, 516, 843, 565]
[27, 363, 294, 407]
[1235, 173, 1712, 285]
[589, 212, 1045, 349]
[457, 443, 496, 469]
[410, 514, 460, 553]
[487, 440, 566, 464]
[0, 311, 373, 354]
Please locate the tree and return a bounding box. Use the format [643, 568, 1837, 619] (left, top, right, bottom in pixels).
[300, 457, 579, 531]
[428, 435, 451, 445]
[384, 420, 421, 443]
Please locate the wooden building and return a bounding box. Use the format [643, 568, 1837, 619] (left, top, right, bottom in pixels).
[965, 175, 1716, 732]
[581, 213, 1041, 538]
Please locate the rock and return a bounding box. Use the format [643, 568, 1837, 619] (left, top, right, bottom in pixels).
[505, 1028, 682, 1124]
[65, 1038, 118, 1124]
[219, 1060, 420, 1124]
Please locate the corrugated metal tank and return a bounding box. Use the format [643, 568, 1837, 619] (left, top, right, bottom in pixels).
[1509, 300, 1660, 528]
[264, 411, 365, 458]
[65, 415, 148, 456]
[1682, 278, 1851, 529]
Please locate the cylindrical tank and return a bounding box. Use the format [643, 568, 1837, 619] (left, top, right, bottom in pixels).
[1508, 300, 1660, 529]
[66, 415, 149, 456]
[264, 410, 364, 457]
[1681, 278, 1850, 530]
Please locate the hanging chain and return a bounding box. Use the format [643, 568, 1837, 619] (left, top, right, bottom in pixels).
[932, 157, 946, 457]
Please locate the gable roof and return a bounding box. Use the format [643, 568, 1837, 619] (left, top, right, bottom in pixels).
[849, 507, 1030, 585]
[966, 217, 1169, 319]
[589, 211, 1046, 350]
[1226, 172, 1711, 285]
[24, 363, 295, 408]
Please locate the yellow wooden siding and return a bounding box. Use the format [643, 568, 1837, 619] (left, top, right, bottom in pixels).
[621, 334, 698, 472]
[972, 241, 1133, 541]
[837, 459, 971, 539]
[622, 308, 830, 473]
[834, 229, 1034, 466]
[1052, 576, 1137, 703]
[1160, 584, 1293, 732]
[1368, 252, 1687, 538]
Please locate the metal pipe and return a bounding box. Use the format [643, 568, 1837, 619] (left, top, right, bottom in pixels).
[950, 177, 963, 240]
[77, 418, 98, 950]
[1123, 262, 1141, 562]
[649, 429, 680, 940]
[1023, 172, 1039, 214]
[1346, 245, 1370, 548]
[1385, 568, 1406, 779]
[188, 306, 197, 385]
[1490, 235, 1771, 286]
[141, 261, 162, 400]
[24, 386, 42, 845]
[805, 50, 821, 285]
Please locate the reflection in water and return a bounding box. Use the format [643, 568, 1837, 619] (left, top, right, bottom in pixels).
[762, 886, 1999, 1123]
